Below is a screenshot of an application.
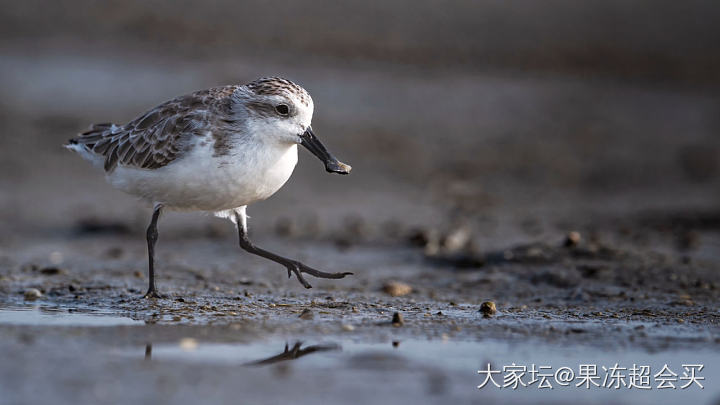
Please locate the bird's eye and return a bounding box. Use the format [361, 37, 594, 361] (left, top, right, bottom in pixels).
[275, 104, 290, 116]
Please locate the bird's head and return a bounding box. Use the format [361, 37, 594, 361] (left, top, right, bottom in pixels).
[234, 77, 351, 175]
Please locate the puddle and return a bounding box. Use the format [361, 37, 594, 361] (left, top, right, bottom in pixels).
[136, 338, 720, 404]
[0, 305, 143, 327]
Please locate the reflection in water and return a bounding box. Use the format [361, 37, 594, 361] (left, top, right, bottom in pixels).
[247, 342, 341, 366]
[132, 338, 720, 404]
[141, 341, 340, 366]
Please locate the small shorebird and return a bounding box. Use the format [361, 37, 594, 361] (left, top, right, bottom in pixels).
[67, 77, 352, 298]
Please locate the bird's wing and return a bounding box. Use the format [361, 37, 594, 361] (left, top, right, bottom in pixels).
[70, 86, 238, 172]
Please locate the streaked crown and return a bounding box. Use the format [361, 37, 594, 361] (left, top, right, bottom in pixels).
[246, 77, 312, 107]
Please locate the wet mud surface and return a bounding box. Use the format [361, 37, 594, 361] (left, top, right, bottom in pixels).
[2, 207, 720, 404]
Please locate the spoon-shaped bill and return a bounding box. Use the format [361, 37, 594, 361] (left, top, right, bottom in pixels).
[299, 127, 351, 175]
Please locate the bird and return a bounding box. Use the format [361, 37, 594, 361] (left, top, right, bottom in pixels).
[66, 77, 353, 298]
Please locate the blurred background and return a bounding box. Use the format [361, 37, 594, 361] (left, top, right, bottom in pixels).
[0, 0, 719, 253]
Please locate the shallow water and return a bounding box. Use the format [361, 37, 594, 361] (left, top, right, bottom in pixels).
[135, 337, 719, 404]
[0, 305, 143, 327]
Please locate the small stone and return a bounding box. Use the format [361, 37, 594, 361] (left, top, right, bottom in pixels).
[564, 231, 582, 247]
[341, 324, 355, 331]
[24, 288, 42, 300]
[133, 271, 143, 278]
[299, 309, 314, 320]
[382, 281, 412, 297]
[442, 226, 471, 253]
[392, 341, 400, 347]
[392, 312, 404, 326]
[479, 301, 497, 317]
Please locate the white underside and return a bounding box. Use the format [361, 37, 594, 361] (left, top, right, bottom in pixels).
[71, 136, 298, 218]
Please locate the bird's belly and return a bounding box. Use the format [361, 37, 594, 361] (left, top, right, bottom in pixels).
[108, 143, 298, 211]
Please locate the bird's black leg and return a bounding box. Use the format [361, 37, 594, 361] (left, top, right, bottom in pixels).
[234, 208, 352, 288]
[144, 204, 164, 299]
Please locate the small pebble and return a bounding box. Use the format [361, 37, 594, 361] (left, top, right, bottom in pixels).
[443, 226, 471, 253]
[479, 301, 497, 317]
[24, 288, 42, 300]
[382, 281, 412, 297]
[341, 324, 355, 331]
[392, 312, 404, 326]
[564, 231, 582, 247]
[299, 309, 314, 320]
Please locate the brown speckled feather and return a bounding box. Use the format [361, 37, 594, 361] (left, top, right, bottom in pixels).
[247, 77, 310, 106]
[70, 86, 239, 172]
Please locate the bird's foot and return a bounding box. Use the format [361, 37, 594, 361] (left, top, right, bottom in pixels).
[285, 261, 353, 289]
[143, 288, 165, 299]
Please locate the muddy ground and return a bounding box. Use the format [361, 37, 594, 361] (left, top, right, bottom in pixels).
[1, 1, 720, 404]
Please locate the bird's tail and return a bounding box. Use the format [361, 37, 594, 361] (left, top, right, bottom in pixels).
[66, 122, 116, 148]
[65, 123, 118, 167]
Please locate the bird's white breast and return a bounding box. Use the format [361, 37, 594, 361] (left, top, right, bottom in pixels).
[107, 135, 298, 212]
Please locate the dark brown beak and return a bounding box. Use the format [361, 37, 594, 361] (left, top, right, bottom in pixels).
[299, 127, 351, 175]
